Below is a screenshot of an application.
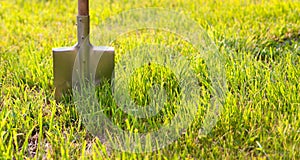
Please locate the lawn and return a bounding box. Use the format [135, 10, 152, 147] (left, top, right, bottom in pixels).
[0, 0, 300, 159]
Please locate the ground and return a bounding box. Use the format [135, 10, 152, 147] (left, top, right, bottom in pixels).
[0, 0, 300, 159]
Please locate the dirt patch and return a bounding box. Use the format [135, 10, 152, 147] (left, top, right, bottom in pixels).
[28, 133, 39, 157]
[270, 29, 300, 47]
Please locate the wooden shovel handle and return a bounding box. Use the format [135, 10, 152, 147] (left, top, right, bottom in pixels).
[78, 0, 89, 16]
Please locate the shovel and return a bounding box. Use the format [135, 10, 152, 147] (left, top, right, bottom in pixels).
[53, 0, 114, 100]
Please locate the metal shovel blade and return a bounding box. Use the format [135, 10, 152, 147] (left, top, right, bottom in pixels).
[53, 45, 114, 100]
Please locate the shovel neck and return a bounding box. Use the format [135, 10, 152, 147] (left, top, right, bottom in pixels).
[77, 15, 90, 44]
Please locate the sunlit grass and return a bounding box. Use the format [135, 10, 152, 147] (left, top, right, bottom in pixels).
[0, 0, 300, 159]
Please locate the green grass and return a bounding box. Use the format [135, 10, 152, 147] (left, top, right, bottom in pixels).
[1, 0, 300, 159]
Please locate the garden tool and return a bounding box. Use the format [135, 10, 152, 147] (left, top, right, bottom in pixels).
[53, 0, 114, 100]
